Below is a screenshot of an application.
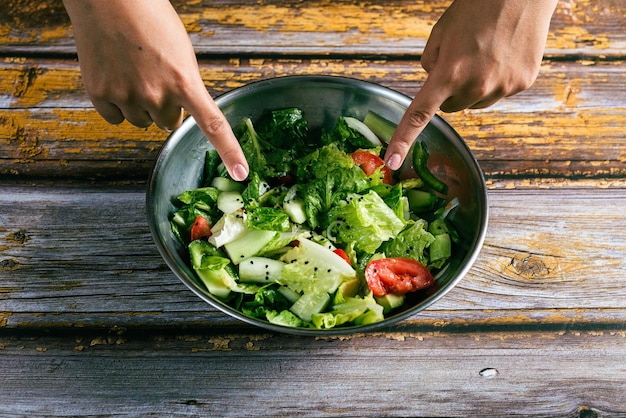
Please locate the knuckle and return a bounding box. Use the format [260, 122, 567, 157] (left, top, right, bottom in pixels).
[406, 108, 433, 129]
[199, 116, 229, 138]
[515, 74, 537, 93]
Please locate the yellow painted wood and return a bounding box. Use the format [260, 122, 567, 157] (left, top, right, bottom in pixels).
[1, 58, 624, 180]
[1, 0, 624, 56]
[1, 1, 625, 415]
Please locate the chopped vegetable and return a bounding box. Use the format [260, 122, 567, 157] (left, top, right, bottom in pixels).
[351, 151, 393, 185]
[343, 116, 383, 146]
[412, 140, 449, 195]
[170, 108, 459, 330]
[363, 110, 397, 144]
[364, 258, 434, 298]
[190, 215, 212, 241]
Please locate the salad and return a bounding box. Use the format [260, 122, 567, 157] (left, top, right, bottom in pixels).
[170, 108, 459, 330]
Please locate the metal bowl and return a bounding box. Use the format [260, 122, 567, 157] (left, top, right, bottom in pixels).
[147, 75, 488, 335]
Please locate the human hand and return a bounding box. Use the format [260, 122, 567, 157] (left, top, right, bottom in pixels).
[62, 0, 249, 181]
[384, 0, 558, 170]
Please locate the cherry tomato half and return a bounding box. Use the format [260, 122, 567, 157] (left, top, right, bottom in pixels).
[333, 248, 351, 265]
[351, 151, 393, 185]
[190, 215, 212, 241]
[365, 257, 434, 297]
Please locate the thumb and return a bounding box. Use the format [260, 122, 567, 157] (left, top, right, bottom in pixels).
[384, 74, 451, 170]
[183, 87, 249, 181]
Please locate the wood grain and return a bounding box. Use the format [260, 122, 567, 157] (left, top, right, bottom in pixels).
[2, 184, 625, 329]
[1, 0, 625, 415]
[1, 58, 625, 181]
[1, 0, 625, 56]
[1, 327, 625, 416]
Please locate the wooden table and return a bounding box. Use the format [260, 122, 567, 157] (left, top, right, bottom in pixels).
[1, 1, 625, 416]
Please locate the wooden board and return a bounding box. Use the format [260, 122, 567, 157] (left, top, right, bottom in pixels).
[1, 0, 625, 415]
[1, 58, 625, 182]
[2, 184, 625, 327]
[1, 328, 624, 417]
[1, 0, 625, 56]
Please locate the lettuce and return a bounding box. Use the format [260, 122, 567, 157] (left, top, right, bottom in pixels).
[246, 206, 291, 232]
[295, 143, 355, 181]
[382, 219, 435, 266]
[311, 293, 384, 329]
[237, 117, 294, 178]
[295, 144, 372, 229]
[266, 309, 308, 328]
[321, 116, 378, 152]
[327, 190, 405, 254]
[278, 238, 356, 294]
[256, 108, 309, 150]
[240, 286, 293, 319]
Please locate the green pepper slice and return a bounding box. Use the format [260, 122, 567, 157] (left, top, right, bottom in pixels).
[411, 141, 448, 195]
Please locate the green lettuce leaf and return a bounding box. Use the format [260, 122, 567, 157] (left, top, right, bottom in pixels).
[266, 309, 308, 328]
[311, 293, 384, 329]
[295, 143, 355, 181]
[256, 108, 309, 151]
[278, 238, 357, 294]
[246, 206, 291, 232]
[382, 219, 435, 266]
[321, 116, 378, 151]
[240, 286, 293, 319]
[327, 190, 405, 254]
[236, 117, 294, 178]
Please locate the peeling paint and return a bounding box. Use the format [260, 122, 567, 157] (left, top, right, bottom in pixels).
[0, 312, 11, 327]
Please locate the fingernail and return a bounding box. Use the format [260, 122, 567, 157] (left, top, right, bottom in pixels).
[386, 153, 402, 170]
[232, 163, 249, 181]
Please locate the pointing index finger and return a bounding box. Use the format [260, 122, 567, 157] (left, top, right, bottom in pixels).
[384, 74, 452, 170]
[182, 86, 249, 181]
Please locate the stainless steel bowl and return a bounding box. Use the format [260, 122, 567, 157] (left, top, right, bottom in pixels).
[147, 75, 488, 335]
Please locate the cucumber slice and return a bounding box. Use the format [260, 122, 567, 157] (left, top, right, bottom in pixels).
[282, 237, 355, 276]
[406, 189, 444, 213]
[283, 199, 307, 224]
[430, 233, 451, 262]
[277, 286, 301, 303]
[238, 257, 286, 283]
[290, 291, 331, 322]
[344, 116, 382, 146]
[224, 229, 278, 264]
[363, 110, 397, 144]
[212, 176, 245, 193]
[375, 293, 406, 313]
[217, 191, 245, 214]
[189, 241, 237, 299]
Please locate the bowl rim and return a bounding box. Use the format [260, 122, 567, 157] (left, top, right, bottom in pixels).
[146, 74, 489, 336]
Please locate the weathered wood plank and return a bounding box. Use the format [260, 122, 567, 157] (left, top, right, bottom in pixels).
[2, 184, 625, 330]
[1, 0, 624, 57]
[0, 328, 624, 416]
[1, 58, 625, 180]
[1, 1, 624, 414]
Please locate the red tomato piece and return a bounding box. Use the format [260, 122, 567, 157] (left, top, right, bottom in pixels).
[190, 215, 212, 241]
[351, 151, 393, 185]
[365, 258, 434, 297]
[333, 248, 351, 265]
